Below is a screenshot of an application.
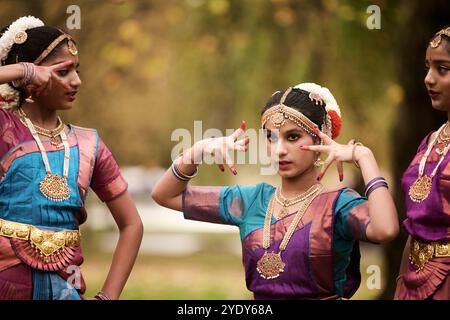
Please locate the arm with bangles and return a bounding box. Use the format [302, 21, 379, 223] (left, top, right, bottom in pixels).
[151, 121, 249, 211]
[0, 61, 73, 97]
[301, 127, 399, 244]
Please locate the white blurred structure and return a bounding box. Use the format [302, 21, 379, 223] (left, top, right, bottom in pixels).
[84, 166, 241, 256]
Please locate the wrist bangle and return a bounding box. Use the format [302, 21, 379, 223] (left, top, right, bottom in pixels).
[352, 142, 364, 168]
[171, 157, 198, 181]
[12, 62, 35, 88]
[94, 291, 111, 300]
[364, 176, 388, 198]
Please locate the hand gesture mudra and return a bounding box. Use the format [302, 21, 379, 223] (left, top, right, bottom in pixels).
[200, 120, 250, 175]
[300, 127, 366, 181]
[25, 60, 73, 97]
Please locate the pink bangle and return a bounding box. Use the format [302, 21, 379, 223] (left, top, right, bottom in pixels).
[12, 62, 35, 88]
[94, 291, 111, 300]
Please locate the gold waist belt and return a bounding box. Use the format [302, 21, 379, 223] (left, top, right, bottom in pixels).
[0, 218, 81, 257]
[409, 238, 450, 271]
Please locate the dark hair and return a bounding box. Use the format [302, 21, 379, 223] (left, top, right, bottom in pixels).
[261, 88, 327, 129]
[0, 26, 72, 65]
[0, 26, 72, 104]
[429, 25, 450, 54]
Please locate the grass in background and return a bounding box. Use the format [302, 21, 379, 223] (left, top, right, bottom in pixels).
[81, 231, 385, 300]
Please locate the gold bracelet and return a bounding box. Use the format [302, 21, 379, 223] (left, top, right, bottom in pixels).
[352, 142, 363, 168]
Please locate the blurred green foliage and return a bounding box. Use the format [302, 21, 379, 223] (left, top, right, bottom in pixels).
[2, 0, 403, 183]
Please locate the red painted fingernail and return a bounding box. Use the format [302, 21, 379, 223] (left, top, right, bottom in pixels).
[232, 168, 237, 175]
[317, 173, 323, 181]
[300, 145, 309, 150]
[240, 120, 246, 130]
[339, 174, 343, 182]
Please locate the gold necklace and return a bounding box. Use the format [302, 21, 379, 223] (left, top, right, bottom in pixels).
[275, 184, 322, 218]
[436, 122, 450, 155]
[256, 184, 323, 279]
[17, 108, 65, 146]
[409, 122, 450, 202]
[21, 114, 71, 202]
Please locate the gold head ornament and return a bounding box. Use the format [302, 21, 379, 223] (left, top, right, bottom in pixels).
[430, 27, 450, 49]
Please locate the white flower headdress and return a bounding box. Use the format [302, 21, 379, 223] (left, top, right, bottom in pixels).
[294, 82, 342, 139]
[0, 16, 44, 109]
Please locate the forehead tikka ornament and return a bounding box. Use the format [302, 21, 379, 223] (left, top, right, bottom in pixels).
[430, 27, 450, 48]
[261, 87, 319, 138]
[67, 39, 78, 56]
[34, 34, 77, 64]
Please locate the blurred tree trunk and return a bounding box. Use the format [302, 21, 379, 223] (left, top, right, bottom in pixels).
[382, 0, 450, 299]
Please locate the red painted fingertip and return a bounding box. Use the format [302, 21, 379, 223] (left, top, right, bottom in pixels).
[339, 174, 343, 182]
[240, 120, 246, 130]
[299, 145, 309, 150]
[317, 173, 323, 181]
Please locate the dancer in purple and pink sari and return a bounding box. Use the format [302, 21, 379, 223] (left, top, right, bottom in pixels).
[0, 16, 142, 300]
[152, 83, 398, 299]
[395, 26, 450, 300]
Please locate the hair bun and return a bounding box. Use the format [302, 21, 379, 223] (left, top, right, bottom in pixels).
[294, 82, 342, 139]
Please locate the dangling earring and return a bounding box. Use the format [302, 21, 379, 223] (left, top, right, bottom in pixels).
[314, 153, 323, 167]
[25, 95, 35, 103]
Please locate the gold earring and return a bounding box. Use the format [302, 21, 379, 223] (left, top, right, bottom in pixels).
[314, 159, 323, 167]
[25, 95, 35, 103]
[314, 153, 323, 167]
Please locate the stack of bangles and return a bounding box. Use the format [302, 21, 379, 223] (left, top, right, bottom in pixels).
[171, 157, 198, 181]
[364, 176, 388, 198]
[12, 62, 36, 88]
[94, 291, 111, 300]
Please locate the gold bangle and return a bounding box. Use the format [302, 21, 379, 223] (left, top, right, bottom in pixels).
[352, 142, 363, 168]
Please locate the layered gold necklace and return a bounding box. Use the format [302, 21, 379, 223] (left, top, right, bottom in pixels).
[256, 183, 323, 279]
[436, 122, 450, 155]
[409, 122, 450, 203]
[17, 108, 71, 202]
[17, 108, 64, 147]
[275, 185, 319, 218]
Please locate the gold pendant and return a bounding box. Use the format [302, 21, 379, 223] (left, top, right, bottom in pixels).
[279, 207, 289, 217]
[409, 175, 432, 203]
[256, 251, 285, 279]
[50, 136, 60, 147]
[40, 174, 71, 202]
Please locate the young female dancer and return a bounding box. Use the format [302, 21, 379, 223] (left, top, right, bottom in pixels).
[395, 26, 450, 300]
[152, 83, 398, 299]
[0, 16, 143, 300]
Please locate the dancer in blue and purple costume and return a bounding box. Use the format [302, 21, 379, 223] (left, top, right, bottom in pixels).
[0, 16, 142, 300]
[152, 83, 399, 299]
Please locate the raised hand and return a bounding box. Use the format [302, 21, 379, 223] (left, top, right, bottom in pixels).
[200, 120, 250, 175]
[300, 127, 364, 181]
[26, 60, 73, 97]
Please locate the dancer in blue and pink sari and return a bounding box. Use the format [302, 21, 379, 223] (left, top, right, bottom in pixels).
[152, 83, 398, 299]
[0, 16, 142, 300]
